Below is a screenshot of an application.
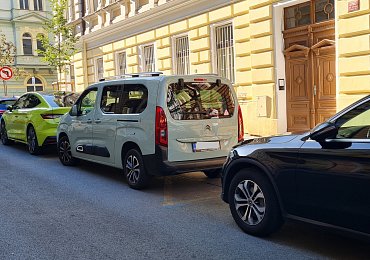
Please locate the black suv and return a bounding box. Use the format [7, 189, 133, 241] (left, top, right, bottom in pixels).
[221, 95, 370, 237]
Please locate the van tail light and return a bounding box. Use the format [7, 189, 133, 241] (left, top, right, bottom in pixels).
[238, 105, 244, 142]
[41, 114, 63, 119]
[155, 106, 168, 147]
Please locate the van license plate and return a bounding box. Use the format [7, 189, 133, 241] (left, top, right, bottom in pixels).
[192, 141, 220, 152]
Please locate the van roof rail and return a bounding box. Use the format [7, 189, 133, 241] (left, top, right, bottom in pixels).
[100, 72, 163, 81]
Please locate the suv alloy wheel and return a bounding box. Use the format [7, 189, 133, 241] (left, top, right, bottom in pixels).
[228, 168, 283, 236]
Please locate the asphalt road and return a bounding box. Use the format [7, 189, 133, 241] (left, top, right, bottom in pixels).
[0, 143, 369, 260]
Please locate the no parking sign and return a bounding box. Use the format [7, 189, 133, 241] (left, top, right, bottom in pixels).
[0, 66, 13, 80]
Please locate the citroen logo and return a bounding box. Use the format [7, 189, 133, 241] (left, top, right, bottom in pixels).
[205, 125, 211, 131]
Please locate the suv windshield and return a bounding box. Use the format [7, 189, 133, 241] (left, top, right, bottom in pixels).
[167, 81, 235, 120]
[44, 93, 80, 107]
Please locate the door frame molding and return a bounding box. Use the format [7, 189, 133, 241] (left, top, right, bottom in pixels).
[273, 0, 337, 134]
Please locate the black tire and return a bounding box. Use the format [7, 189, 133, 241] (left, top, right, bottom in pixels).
[203, 169, 221, 178]
[58, 135, 79, 166]
[123, 149, 150, 190]
[27, 125, 42, 155]
[228, 168, 283, 237]
[1, 121, 13, 145]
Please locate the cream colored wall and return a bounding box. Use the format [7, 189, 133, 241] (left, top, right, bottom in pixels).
[337, 0, 370, 110]
[73, 0, 280, 136]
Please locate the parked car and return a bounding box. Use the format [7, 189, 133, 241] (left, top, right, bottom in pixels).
[221, 95, 370, 237]
[57, 73, 243, 189]
[0, 97, 17, 119]
[1, 92, 79, 154]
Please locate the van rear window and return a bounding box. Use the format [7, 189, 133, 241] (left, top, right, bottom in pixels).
[167, 81, 235, 120]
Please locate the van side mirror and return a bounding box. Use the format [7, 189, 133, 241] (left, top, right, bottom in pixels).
[310, 122, 338, 142]
[70, 104, 79, 116]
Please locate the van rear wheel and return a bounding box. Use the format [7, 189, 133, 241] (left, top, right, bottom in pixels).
[123, 149, 150, 190]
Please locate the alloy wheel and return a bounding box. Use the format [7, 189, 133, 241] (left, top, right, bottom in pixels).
[1, 123, 7, 141]
[27, 128, 37, 153]
[59, 139, 72, 164]
[234, 180, 266, 226]
[125, 154, 140, 184]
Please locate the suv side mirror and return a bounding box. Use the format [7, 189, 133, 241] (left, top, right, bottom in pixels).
[70, 104, 79, 116]
[310, 122, 338, 142]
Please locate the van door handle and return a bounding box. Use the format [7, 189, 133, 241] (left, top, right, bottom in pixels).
[95, 119, 101, 124]
[86, 119, 92, 124]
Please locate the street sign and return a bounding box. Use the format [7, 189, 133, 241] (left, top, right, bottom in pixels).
[0, 66, 13, 80]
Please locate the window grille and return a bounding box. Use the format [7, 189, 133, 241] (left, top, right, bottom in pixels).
[117, 52, 126, 75]
[174, 36, 190, 75]
[142, 44, 155, 72]
[215, 23, 235, 83]
[96, 58, 104, 80]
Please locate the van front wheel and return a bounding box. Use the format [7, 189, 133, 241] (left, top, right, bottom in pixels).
[123, 149, 150, 190]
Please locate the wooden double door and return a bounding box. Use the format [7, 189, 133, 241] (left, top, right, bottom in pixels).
[284, 20, 336, 132]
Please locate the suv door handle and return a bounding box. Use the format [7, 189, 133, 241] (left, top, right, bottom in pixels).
[86, 119, 92, 124]
[94, 119, 101, 124]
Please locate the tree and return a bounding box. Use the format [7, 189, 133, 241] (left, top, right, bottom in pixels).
[0, 33, 30, 96]
[0, 33, 17, 96]
[37, 0, 78, 90]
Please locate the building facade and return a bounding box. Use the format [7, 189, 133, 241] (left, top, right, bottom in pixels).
[0, 0, 57, 96]
[67, 0, 370, 136]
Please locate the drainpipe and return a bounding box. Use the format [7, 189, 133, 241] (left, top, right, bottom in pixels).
[10, 0, 18, 66]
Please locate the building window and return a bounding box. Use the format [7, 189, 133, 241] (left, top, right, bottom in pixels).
[68, 0, 75, 21]
[70, 65, 75, 81]
[315, 0, 334, 23]
[174, 35, 190, 75]
[142, 44, 155, 72]
[23, 33, 33, 55]
[34, 0, 43, 10]
[93, 0, 99, 11]
[96, 57, 104, 81]
[37, 34, 45, 55]
[284, 0, 335, 30]
[27, 77, 44, 92]
[117, 52, 126, 75]
[20, 0, 29, 9]
[136, 0, 149, 12]
[214, 23, 235, 83]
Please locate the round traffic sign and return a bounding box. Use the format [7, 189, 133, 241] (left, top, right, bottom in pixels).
[0, 66, 13, 80]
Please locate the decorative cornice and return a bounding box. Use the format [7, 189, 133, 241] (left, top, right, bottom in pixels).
[77, 0, 239, 50]
[11, 12, 49, 23]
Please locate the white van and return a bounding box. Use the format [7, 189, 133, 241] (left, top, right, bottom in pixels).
[57, 73, 244, 189]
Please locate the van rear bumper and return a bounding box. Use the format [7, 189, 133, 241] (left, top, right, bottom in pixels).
[143, 145, 226, 176]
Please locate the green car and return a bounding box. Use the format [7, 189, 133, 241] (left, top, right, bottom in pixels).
[0, 92, 78, 155]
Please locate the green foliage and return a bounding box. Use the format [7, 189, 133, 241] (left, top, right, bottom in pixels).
[0, 33, 16, 67]
[0, 33, 29, 95]
[37, 0, 78, 72]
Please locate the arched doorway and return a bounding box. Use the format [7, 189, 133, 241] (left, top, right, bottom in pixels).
[283, 0, 336, 132]
[26, 77, 44, 92]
